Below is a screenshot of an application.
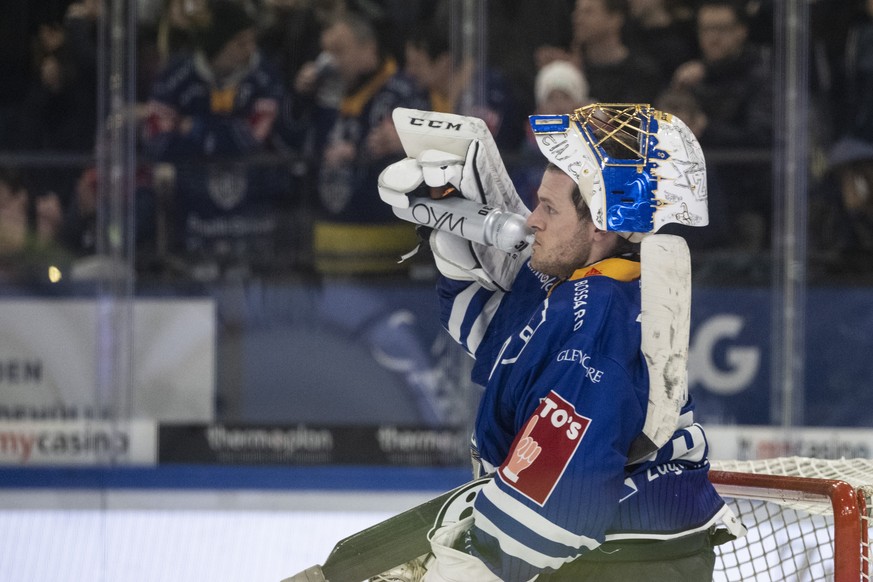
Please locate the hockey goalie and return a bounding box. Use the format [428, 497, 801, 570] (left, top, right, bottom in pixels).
[372, 104, 746, 581]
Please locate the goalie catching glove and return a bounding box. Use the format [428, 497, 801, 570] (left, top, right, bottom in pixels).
[378, 108, 533, 292]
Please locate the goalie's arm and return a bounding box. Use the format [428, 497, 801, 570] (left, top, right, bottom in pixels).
[436, 273, 505, 358]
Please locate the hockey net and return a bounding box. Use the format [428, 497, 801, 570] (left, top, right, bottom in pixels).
[709, 457, 873, 581]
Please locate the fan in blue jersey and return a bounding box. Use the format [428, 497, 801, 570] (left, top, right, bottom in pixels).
[141, 0, 285, 266]
[378, 104, 745, 581]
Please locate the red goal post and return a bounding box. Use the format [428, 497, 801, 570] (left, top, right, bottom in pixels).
[709, 457, 873, 581]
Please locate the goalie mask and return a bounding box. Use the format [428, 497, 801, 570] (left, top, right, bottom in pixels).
[529, 103, 708, 242]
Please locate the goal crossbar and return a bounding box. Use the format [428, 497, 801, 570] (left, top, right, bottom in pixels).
[710, 469, 868, 581]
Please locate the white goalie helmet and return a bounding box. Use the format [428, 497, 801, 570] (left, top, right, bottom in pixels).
[529, 103, 708, 242]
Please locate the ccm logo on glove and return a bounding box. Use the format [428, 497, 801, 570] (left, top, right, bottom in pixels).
[499, 391, 590, 506]
[407, 116, 463, 131]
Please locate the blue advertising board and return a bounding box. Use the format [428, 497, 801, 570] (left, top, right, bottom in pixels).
[236, 281, 873, 428]
[690, 287, 873, 427]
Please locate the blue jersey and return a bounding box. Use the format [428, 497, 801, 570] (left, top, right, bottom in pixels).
[144, 52, 283, 159]
[438, 257, 726, 580]
[312, 58, 428, 275]
[316, 58, 427, 223]
[142, 52, 285, 261]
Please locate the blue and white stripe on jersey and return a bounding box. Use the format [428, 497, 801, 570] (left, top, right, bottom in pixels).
[473, 479, 600, 569]
[439, 279, 505, 356]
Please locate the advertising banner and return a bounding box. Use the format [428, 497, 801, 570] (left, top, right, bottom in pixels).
[689, 287, 873, 427]
[0, 419, 157, 465]
[706, 425, 873, 461]
[0, 299, 215, 422]
[159, 424, 469, 466]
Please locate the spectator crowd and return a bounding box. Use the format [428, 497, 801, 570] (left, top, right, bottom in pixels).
[0, 0, 871, 285]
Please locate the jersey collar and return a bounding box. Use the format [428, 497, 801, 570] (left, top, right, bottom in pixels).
[568, 257, 641, 282]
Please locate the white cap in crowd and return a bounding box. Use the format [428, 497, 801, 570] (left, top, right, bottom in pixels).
[535, 60, 590, 107]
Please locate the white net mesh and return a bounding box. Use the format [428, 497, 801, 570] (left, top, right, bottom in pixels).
[710, 457, 873, 581]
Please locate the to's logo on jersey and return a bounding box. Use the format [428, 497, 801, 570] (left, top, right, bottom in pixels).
[499, 391, 590, 506]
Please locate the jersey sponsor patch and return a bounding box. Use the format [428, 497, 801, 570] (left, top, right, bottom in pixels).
[499, 390, 590, 506]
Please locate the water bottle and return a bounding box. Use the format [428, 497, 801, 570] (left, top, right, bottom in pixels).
[392, 196, 534, 253]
